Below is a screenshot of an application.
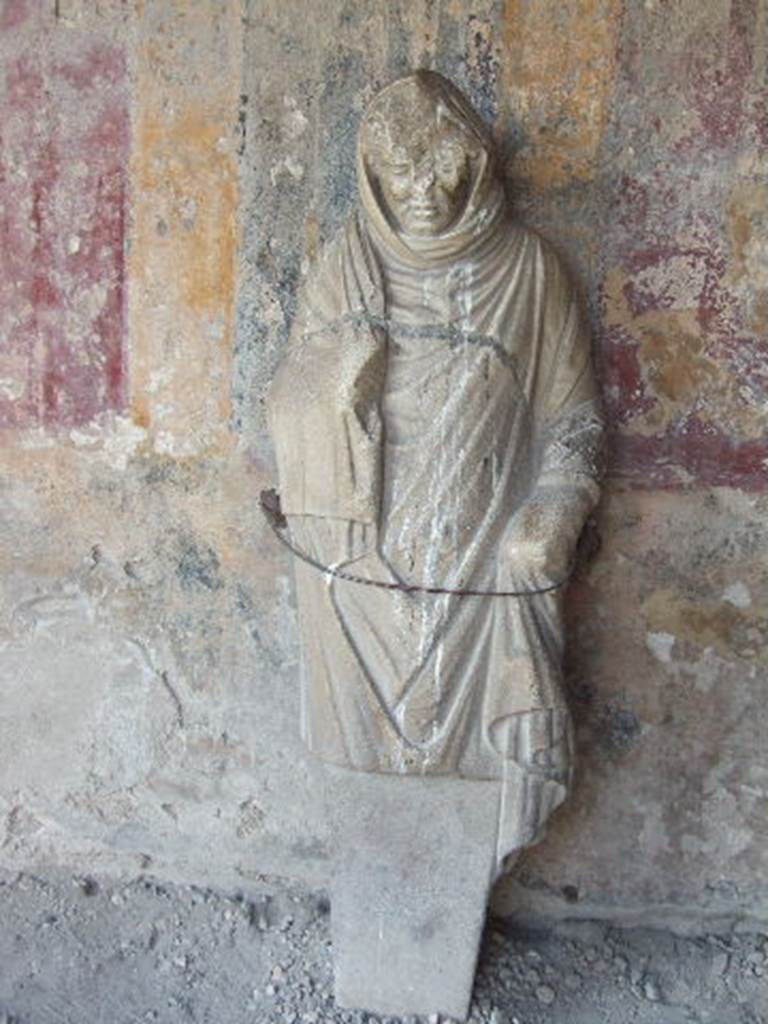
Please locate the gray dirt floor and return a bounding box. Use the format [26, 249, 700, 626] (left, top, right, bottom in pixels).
[0, 869, 765, 1024]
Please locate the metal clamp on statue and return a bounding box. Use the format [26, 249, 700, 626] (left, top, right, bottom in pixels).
[265, 71, 603, 1021]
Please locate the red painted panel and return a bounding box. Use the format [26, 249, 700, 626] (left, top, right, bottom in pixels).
[596, 2, 767, 491]
[0, 17, 128, 429]
[611, 425, 768, 493]
[681, 0, 756, 152]
[598, 157, 768, 492]
[0, 0, 28, 31]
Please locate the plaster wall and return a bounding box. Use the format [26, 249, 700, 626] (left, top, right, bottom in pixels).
[1, 0, 766, 929]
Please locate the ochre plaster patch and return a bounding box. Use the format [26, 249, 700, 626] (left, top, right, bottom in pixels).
[135, 107, 238, 317]
[641, 587, 765, 664]
[128, 3, 240, 455]
[501, 0, 621, 188]
[603, 266, 764, 441]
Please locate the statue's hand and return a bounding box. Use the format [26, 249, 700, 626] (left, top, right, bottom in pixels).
[501, 494, 582, 583]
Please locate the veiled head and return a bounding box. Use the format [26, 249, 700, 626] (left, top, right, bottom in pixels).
[360, 72, 491, 238]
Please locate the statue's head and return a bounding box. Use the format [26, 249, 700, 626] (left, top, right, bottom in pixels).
[359, 71, 498, 241]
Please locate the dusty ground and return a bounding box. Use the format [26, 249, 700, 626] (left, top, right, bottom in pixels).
[0, 870, 765, 1024]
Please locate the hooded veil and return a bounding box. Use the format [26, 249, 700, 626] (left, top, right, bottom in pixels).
[267, 72, 602, 857]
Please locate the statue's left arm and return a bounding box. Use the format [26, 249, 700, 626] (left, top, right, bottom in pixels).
[502, 256, 603, 584]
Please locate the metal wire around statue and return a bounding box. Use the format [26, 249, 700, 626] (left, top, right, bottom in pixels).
[259, 489, 573, 598]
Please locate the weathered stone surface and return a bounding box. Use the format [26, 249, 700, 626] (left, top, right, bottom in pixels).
[329, 770, 499, 1019]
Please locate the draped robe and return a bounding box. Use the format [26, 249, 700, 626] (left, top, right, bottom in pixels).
[267, 74, 603, 853]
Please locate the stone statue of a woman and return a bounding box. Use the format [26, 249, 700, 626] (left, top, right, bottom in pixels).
[267, 70, 602, 1019]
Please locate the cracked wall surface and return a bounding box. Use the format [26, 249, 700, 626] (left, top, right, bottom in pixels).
[1, 0, 766, 927]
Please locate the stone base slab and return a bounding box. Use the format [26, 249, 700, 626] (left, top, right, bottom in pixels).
[327, 768, 500, 1020]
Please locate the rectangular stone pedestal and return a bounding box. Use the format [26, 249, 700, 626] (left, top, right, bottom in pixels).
[327, 769, 500, 1020]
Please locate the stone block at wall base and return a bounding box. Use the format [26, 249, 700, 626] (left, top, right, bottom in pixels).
[328, 768, 500, 1020]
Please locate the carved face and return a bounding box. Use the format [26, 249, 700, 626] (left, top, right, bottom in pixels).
[361, 75, 485, 239]
[375, 130, 472, 236]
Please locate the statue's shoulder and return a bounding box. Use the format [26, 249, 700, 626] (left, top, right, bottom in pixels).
[304, 223, 347, 286]
[507, 222, 576, 299]
[507, 222, 567, 272]
[296, 221, 352, 325]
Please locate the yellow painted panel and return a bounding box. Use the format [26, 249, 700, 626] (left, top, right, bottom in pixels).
[502, 0, 621, 188]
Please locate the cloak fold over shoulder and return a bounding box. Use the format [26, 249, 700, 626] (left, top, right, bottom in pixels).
[267, 215, 387, 525]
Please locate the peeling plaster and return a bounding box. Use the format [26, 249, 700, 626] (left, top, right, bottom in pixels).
[722, 581, 752, 609]
[645, 631, 675, 664]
